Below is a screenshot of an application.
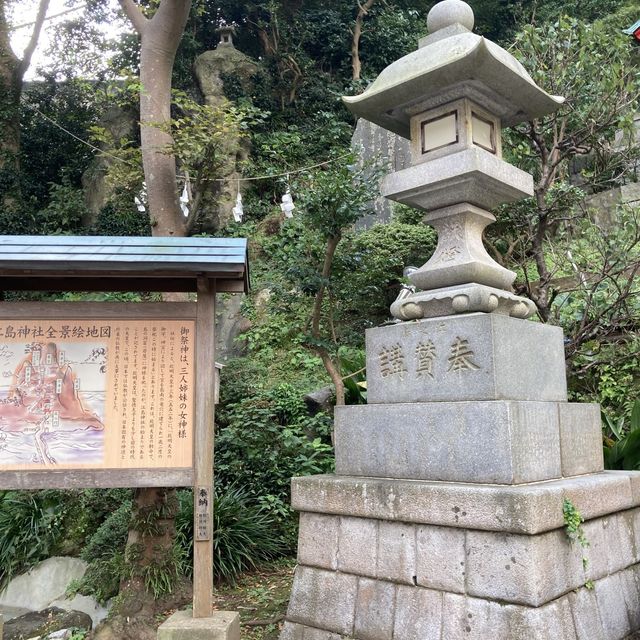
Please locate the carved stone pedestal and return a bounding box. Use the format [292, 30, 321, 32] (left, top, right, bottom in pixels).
[281, 318, 640, 639]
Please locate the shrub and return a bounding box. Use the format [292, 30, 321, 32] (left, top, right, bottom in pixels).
[81, 499, 133, 562]
[215, 383, 334, 544]
[70, 555, 126, 605]
[603, 400, 640, 470]
[175, 486, 285, 583]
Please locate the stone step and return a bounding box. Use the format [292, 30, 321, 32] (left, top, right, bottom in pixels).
[291, 472, 639, 535]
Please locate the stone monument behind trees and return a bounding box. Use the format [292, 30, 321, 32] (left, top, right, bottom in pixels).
[193, 26, 258, 233]
[281, 1, 640, 638]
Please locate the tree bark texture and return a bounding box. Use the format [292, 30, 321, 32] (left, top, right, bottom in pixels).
[311, 234, 346, 406]
[0, 0, 50, 204]
[119, 0, 192, 236]
[351, 0, 375, 82]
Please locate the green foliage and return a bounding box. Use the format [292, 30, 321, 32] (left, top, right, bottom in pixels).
[70, 555, 126, 605]
[20, 79, 99, 206]
[81, 500, 133, 563]
[563, 498, 589, 549]
[551, 206, 640, 409]
[603, 400, 640, 471]
[168, 91, 266, 183]
[91, 198, 151, 236]
[510, 14, 639, 185]
[563, 498, 590, 579]
[339, 346, 367, 405]
[359, 5, 424, 78]
[175, 486, 285, 583]
[59, 491, 134, 604]
[215, 383, 334, 543]
[297, 152, 383, 240]
[138, 545, 184, 600]
[0, 492, 66, 591]
[37, 180, 86, 234]
[336, 219, 437, 327]
[61, 488, 132, 550]
[88, 123, 144, 196]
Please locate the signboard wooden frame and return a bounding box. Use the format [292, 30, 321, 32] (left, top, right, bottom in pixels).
[0, 235, 249, 619]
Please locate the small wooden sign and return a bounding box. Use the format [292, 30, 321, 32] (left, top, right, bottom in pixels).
[195, 485, 211, 541]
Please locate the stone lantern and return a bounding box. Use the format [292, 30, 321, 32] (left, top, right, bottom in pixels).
[280, 2, 640, 638]
[217, 25, 236, 47]
[344, 0, 563, 321]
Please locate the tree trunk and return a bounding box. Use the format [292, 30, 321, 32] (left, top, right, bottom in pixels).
[351, 0, 375, 82]
[311, 234, 346, 406]
[0, 0, 50, 208]
[117, 0, 192, 612]
[118, 487, 179, 617]
[120, 0, 191, 236]
[0, 62, 22, 207]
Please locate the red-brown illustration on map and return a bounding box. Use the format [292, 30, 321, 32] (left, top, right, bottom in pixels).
[0, 342, 106, 468]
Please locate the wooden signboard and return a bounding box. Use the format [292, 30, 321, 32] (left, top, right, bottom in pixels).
[0, 303, 198, 489]
[0, 235, 249, 619]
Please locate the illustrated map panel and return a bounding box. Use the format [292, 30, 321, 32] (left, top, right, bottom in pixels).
[0, 320, 194, 471]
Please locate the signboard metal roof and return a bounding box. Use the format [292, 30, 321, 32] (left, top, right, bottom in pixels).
[0, 235, 249, 293]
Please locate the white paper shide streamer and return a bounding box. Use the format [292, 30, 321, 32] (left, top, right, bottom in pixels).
[180, 183, 190, 217]
[280, 189, 295, 218]
[232, 191, 244, 222]
[134, 181, 148, 213]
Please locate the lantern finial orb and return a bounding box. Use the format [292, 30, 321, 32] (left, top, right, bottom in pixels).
[427, 0, 474, 33]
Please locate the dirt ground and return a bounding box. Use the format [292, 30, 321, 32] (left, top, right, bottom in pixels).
[212, 558, 295, 639]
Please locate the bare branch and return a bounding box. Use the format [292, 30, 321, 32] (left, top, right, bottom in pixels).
[118, 0, 148, 35]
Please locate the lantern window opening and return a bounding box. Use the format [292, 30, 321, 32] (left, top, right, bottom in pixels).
[471, 112, 497, 154]
[420, 110, 459, 155]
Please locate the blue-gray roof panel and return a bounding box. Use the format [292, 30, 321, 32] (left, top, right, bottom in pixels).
[0, 236, 249, 290]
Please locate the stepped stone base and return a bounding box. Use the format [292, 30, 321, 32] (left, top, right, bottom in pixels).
[335, 401, 603, 484]
[282, 472, 640, 639]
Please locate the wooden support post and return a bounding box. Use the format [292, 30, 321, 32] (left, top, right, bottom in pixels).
[193, 277, 216, 618]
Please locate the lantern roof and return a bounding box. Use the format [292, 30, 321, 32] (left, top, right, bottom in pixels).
[343, 0, 564, 138]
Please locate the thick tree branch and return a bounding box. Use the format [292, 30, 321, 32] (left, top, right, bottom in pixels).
[351, 0, 375, 81]
[118, 0, 148, 35]
[17, 0, 50, 80]
[152, 0, 192, 49]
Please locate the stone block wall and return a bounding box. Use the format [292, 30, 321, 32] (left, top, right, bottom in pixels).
[283, 505, 640, 639]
